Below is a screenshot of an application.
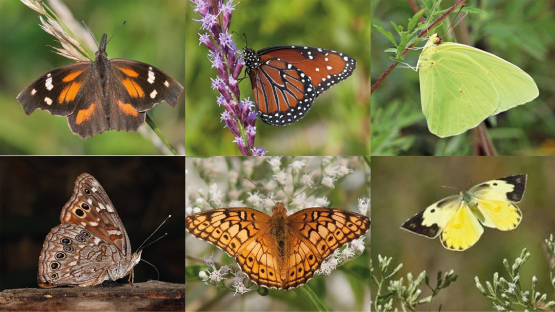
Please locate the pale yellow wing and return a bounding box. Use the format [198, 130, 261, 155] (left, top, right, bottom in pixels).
[469, 175, 526, 230]
[440, 202, 484, 251]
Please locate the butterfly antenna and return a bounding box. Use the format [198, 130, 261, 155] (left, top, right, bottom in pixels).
[292, 185, 312, 200]
[441, 5, 468, 41]
[242, 32, 248, 48]
[242, 176, 276, 205]
[80, 19, 98, 48]
[440, 185, 459, 192]
[139, 258, 160, 281]
[107, 21, 126, 45]
[136, 215, 171, 252]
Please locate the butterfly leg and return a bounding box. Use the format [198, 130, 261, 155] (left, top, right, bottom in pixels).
[128, 268, 135, 286]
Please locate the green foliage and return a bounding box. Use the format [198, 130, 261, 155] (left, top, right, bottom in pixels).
[371, 101, 420, 155]
[372, 254, 458, 311]
[475, 235, 555, 311]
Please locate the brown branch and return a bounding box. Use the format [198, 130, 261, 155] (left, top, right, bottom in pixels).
[472, 124, 497, 156]
[371, 0, 466, 94]
[0, 281, 184, 311]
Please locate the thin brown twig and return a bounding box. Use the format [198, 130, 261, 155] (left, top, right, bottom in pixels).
[371, 0, 466, 94]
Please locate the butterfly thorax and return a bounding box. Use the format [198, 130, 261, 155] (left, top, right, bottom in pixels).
[460, 190, 487, 224]
[108, 250, 142, 280]
[243, 48, 261, 70]
[270, 203, 292, 282]
[95, 34, 109, 86]
[270, 203, 290, 257]
[417, 34, 441, 70]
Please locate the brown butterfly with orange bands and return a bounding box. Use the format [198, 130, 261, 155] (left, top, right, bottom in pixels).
[17, 31, 183, 139]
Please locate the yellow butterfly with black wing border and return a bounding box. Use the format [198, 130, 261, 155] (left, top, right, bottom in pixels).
[401, 175, 527, 251]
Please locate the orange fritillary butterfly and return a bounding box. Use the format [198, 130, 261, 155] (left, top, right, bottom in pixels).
[185, 202, 370, 290]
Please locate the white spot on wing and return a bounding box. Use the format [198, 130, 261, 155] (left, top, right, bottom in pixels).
[44, 97, 52, 105]
[108, 230, 122, 236]
[150, 89, 158, 99]
[45, 76, 53, 91]
[164, 80, 170, 87]
[148, 67, 155, 84]
[31, 89, 37, 95]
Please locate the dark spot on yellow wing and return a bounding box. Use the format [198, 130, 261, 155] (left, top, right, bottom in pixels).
[401, 210, 440, 238]
[499, 175, 527, 202]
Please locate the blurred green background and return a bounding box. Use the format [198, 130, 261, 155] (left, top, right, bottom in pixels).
[371, 0, 555, 155]
[0, 0, 185, 155]
[372, 156, 555, 311]
[185, 0, 370, 156]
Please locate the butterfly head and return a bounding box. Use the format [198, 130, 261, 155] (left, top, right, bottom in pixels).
[96, 34, 109, 60]
[132, 250, 142, 267]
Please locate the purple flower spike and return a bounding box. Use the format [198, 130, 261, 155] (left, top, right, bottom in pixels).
[192, 0, 265, 156]
[221, 111, 240, 137]
[199, 33, 217, 51]
[251, 146, 267, 156]
[232, 56, 244, 79]
[221, 0, 237, 30]
[246, 125, 256, 147]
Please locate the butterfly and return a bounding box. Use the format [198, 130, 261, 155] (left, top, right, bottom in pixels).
[17, 32, 184, 140]
[401, 175, 527, 251]
[38, 173, 141, 287]
[185, 202, 370, 290]
[243, 45, 356, 126]
[418, 34, 538, 137]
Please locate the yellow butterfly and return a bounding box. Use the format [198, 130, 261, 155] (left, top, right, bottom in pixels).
[401, 175, 527, 251]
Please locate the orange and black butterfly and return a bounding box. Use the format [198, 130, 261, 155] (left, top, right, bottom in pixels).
[243, 46, 356, 126]
[17, 33, 183, 140]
